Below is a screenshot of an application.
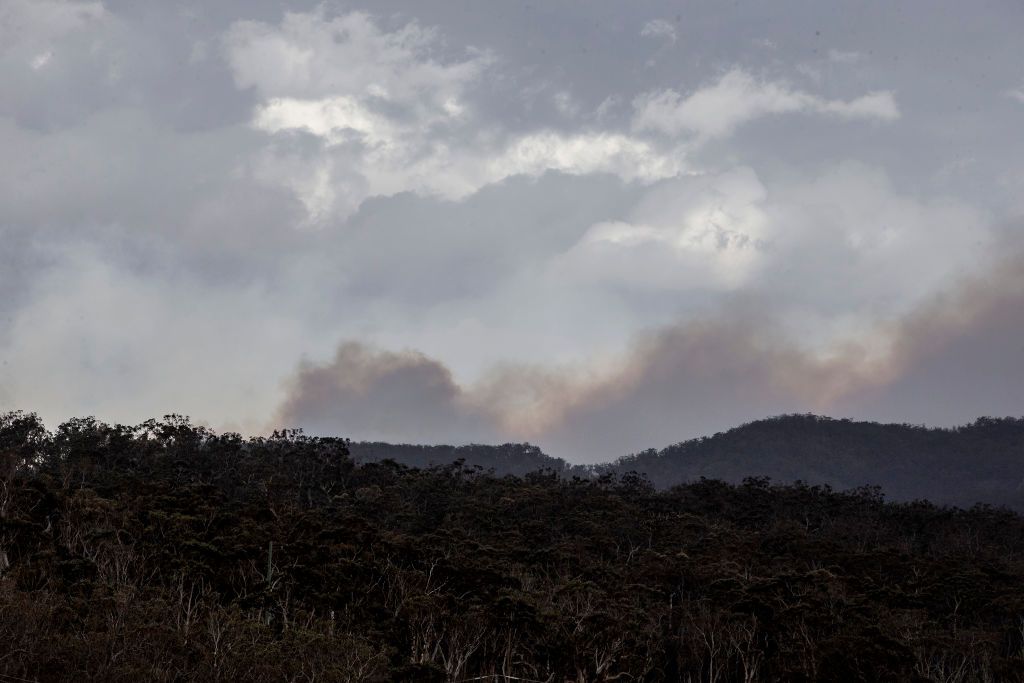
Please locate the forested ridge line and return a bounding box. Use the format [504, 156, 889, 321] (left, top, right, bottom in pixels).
[352, 414, 1024, 509]
[3, 411, 1024, 681]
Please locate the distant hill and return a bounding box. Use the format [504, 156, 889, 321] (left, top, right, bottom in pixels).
[352, 414, 1024, 508]
[348, 441, 584, 478]
[605, 415, 1024, 508]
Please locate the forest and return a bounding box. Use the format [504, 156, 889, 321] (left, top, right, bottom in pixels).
[4, 410, 1024, 681]
[352, 415, 1024, 509]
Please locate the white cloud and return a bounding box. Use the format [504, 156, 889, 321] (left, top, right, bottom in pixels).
[490, 132, 685, 185]
[226, 10, 485, 219]
[641, 19, 677, 43]
[253, 95, 400, 148]
[558, 168, 769, 290]
[233, 9, 689, 221]
[226, 9, 493, 219]
[556, 162, 991, 319]
[224, 9, 492, 107]
[828, 49, 864, 64]
[251, 121, 687, 220]
[1006, 86, 1024, 104]
[632, 69, 900, 139]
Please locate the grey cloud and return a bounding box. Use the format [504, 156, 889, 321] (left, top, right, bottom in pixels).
[1, 1, 253, 132]
[2, 0, 1022, 445]
[332, 172, 643, 306]
[0, 225, 53, 320]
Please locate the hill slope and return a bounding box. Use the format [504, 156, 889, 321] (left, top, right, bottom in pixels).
[5, 411, 1024, 680]
[348, 441, 579, 477]
[350, 415, 1024, 508]
[606, 415, 1024, 508]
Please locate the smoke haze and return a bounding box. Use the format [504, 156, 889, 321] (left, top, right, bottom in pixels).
[277, 254, 1024, 461]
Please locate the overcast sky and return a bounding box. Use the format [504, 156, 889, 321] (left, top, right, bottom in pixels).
[2, 0, 1023, 461]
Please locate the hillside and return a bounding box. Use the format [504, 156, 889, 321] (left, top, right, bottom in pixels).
[5, 411, 1024, 680]
[350, 415, 1024, 509]
[606, 415, 1024, 508]
[348, 441, 579, 478]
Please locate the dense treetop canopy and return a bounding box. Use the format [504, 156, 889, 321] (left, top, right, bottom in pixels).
[3, 411, 1024, 681]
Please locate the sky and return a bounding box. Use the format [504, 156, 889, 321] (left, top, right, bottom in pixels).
[2, 0, 1023, 462]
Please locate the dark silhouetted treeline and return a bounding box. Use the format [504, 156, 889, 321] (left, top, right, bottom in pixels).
[352, 414, 1024, 509]
[350, 441, 577, 479]
[5, 411, 1024, 681]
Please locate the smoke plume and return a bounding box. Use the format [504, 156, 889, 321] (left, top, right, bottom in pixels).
[275, 256, 1024, 462]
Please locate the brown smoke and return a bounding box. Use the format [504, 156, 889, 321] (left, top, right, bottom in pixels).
[274, 255, 1024, 462]
[274, 342, 495, 444]
[833, 255, 1024, 425]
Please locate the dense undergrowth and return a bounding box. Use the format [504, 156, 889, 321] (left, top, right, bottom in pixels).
[3, 411, 1024, 681]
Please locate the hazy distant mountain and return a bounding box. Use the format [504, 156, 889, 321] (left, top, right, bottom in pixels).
[352, 415, 1024, 508]
[348, 441, 584, 478]
[605, 415, 1024, 508]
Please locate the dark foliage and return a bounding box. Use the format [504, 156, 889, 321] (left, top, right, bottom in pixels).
[349, 441, 576, 479]
[353, 414, 1024, 509]
[4, 411, 1024, 681]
